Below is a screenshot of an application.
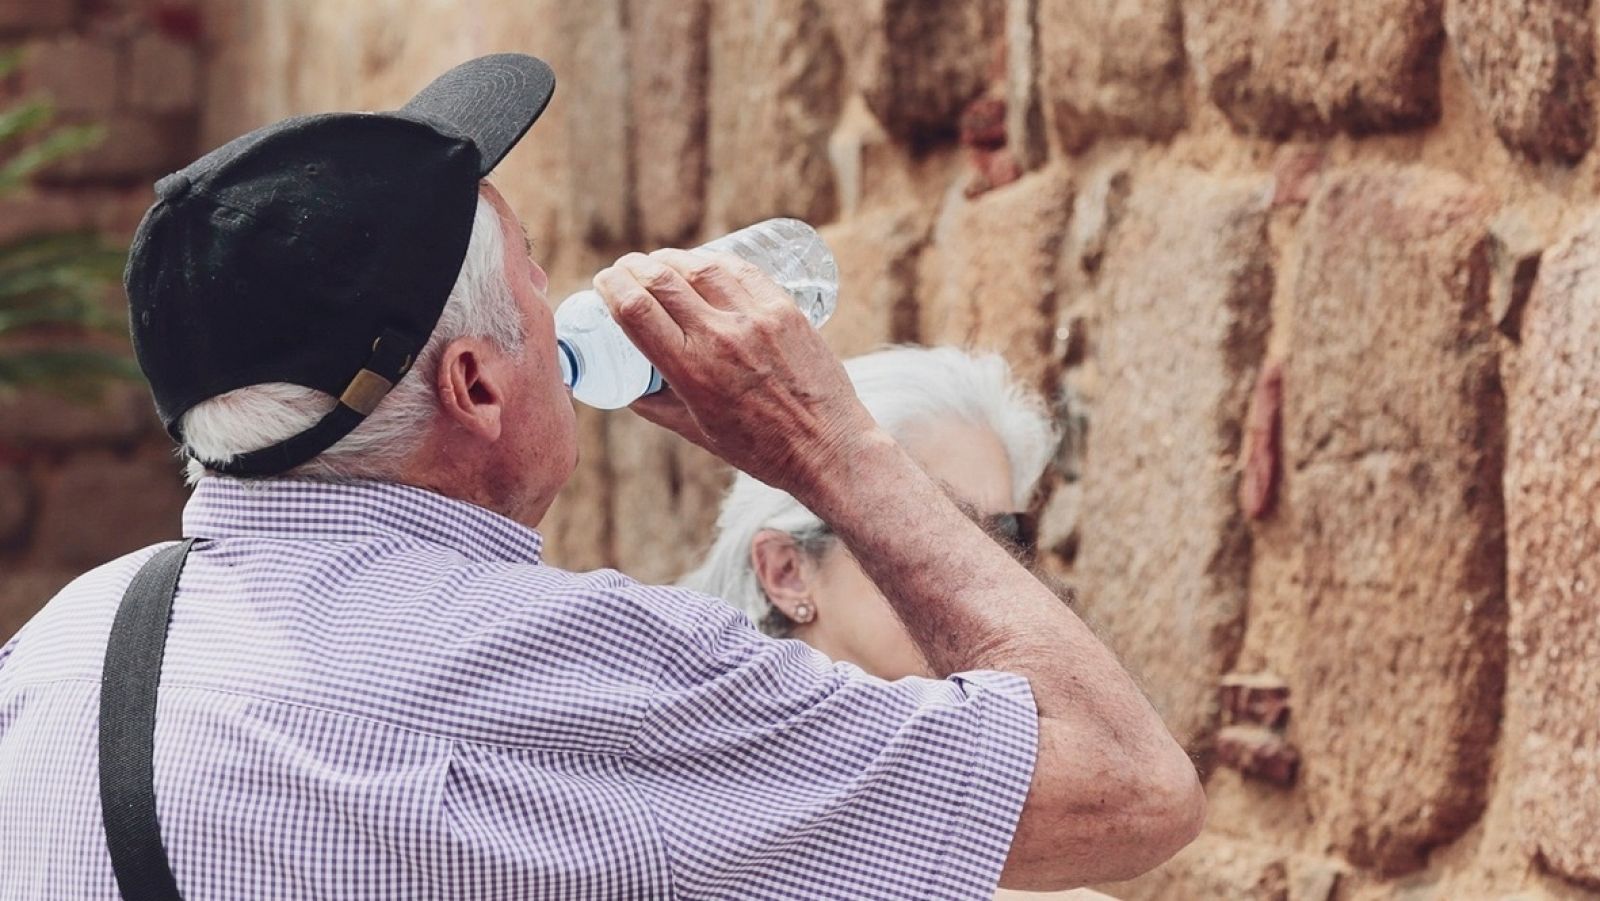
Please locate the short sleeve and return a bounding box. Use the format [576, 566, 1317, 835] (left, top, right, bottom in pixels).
[624, 599, 1038, 900]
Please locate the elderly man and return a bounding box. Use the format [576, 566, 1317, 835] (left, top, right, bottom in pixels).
[0, 55, 1201, 899]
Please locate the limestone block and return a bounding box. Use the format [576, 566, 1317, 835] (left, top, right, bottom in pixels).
[125, 31, 200, 113]
[1074, 167, 1272, 753]
[558, 0, 632, 248]
[1287, 166, 1504, 874]
[1037, 0, 1186, 151]
[707, 0, 845, 231]
[627, 0, 709, 246]
[921, 166, 1072, 389]
[1003, 0, 1048, 171]
[33, 447, 187, 570]
[1505, 209, 1600, 887]
[1183, 0, 1445, 137]
[1106, 834, 1290, 901]
[1447, 0, 1595, 164]
[1111, 836, 1347, 901]
[818, 0, 999, 143]
[818, 206, 929, 358]
[1216, 724, 1299, 786]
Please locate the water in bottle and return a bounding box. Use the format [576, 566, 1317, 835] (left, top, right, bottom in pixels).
[555, 218, 839, 410]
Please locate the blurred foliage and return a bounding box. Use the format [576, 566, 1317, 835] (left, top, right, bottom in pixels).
[0, 47, 139, 400]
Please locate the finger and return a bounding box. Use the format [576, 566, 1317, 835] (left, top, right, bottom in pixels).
[650, 249, 756, 312]
[615, 252, 719, 327]
[685, 249, 791, 312]
[592, 265, 686, 362]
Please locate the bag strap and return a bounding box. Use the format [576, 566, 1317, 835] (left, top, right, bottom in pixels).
[99, 538, 196, 901]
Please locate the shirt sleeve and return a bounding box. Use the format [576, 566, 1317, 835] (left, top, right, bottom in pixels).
[623, 597, 1039, 901]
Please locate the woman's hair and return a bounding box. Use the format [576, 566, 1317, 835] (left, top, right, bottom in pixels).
[179, 194, 525, 484]
[681, 345, 1058, 634]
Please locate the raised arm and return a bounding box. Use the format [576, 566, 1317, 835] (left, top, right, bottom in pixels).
[593, 249, 1205, 890]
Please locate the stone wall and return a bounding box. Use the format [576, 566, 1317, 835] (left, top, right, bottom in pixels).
[2, 0, 1596, 897]
[0, 0, 200, 640]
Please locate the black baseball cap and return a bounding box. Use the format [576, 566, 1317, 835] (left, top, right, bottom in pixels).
[125, 53, 555, 477]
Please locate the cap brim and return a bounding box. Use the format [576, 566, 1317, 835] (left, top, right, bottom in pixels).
[400, 53, 555, 176]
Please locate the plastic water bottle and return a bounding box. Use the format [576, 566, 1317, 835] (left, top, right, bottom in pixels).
[555, 219, 839, 410]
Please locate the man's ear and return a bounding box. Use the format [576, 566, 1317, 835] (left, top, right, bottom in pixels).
[436, 337, 505, 442]
[750, 530, 816, 621]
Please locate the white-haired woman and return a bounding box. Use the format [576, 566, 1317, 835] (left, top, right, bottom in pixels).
[683, 345, 1117, 901]
[683, 345, 1056, 678]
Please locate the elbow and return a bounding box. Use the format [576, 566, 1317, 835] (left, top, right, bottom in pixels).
[1146, 751, 1207, 858]
[1003, 728, 1207, 890]
[1107, 747, 1207, 880]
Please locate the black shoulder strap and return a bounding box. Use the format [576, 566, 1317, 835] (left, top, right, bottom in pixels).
[99, 538, 196, 901]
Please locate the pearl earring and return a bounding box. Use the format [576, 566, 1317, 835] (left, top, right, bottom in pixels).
[793, 604, 813, 623]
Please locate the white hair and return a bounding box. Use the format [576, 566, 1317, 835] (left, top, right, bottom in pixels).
[179, 194, 524, 484]
[681, 345, 1059, 632]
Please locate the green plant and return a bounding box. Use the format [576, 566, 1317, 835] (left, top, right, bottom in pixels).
[0, 47, 139, 399]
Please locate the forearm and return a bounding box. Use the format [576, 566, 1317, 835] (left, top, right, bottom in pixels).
[801, 430, 1156, 733]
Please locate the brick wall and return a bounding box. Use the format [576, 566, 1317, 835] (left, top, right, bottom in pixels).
[5, 0, 1598, 898]
[0, 0, 200, 638]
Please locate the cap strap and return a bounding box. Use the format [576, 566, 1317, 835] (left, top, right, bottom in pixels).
[201, 328, 417, 477]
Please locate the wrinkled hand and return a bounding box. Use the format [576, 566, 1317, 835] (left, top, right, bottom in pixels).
[592, 249, 878, 494]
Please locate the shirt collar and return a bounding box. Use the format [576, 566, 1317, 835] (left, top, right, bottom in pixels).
[182, 477, 544, 565]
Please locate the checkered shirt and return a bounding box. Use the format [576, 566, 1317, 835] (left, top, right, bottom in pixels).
[0, 477, 1037, 899]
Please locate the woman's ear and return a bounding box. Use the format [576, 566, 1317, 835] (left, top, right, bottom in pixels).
[750, 530, 817, 624]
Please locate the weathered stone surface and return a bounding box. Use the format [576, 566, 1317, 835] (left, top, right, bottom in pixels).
[819, 0, 998, 144]
[1074, 167, 1272, 752]
[125, 31, 201, 113]
[1287, 166, 1504, 874]
[1106, 834, 1290, 901]
[1486, 209, 1545, 341]
[1239, 360, 1283, 521]
[558, 0, 632, 248]
[1183, 0, 1445, 137]
[1037, 0, 1186, 151]
[817, 206, 928, 358]
[1111, 836, 1348, 901]
[707, 0, 845, 230]
[1220, 671, 1290, 729]
[1446, 0, 1595, 164]
[921, 165, 1071, 389]
[1216, 725, 1300, 786]
[0, 384, 157, 449]
[33, 449, 187, 571]
[627, 0, 709, 246]
[1505, 209, 1600, 887]
[1002, 0, 1048, 171]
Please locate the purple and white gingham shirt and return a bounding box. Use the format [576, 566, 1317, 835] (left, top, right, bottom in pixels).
[0, 478, 1037, 899]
